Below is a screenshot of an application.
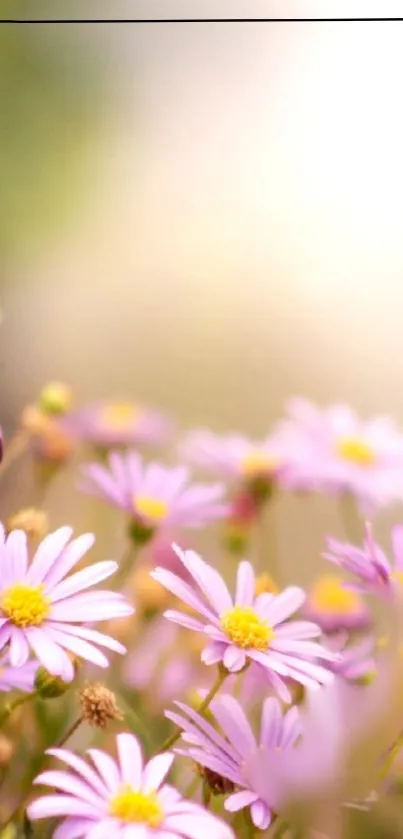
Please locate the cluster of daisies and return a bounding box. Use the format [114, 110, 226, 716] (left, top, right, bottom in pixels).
[1, 388, 403, 838]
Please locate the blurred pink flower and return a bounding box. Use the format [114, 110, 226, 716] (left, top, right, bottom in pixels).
[0, 654, 38, 692]
[80, 452, 228, 544]
[152, 548, 336, 701]
[0, 524, 133, 681]
[325, 632, 375, 683]
[324, 522, 403, 598]
[28, 733, 234, 839]
[276, 398, 403, 511]
[169, 694, 300, 830]
[62, 399, 170, 449]
[180, 430, 284, 498]
[303, 574, 371, 633]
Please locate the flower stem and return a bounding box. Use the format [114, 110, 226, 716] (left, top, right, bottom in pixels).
[0, 430, 29, 483]
[113, 543, 138, 590]
[378, 727, 403, 782]
[0, 690, 37, 729]
[55, 714, 83, 747]
[339, 491, 362, 543]
[157, 666, 229, 753]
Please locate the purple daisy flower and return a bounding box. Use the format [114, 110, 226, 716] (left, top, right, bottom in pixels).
[180, 429, 284, 485]
[62, 399, 170, 449]
[80, 452, 228, 543]
[0, 654, 38, 692]
[28, 732, 234, 839]
[151, 548, 336, 701]
[0, 524, 134, 681]
[276, 398, 403, 511]
[167, 694, 300, 831]
[303, 574, 371, 633]
[325, 633, 375, 683]
[324, 522, 403, 598]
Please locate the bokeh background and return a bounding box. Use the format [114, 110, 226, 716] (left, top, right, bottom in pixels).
[2, 0, 403, 581]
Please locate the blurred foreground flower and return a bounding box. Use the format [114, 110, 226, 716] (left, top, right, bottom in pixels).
[277, 398, 403, 511]
[0, 524, 133, 680]
[169, 694, 300, 830]
[28, 732, 234, 839]
[152, 548, 336, 700]
[81, 452, 228, 545]
[324, 522, 403, 598]
[0, 654, 38, 693]
[63, 399, 170, 449]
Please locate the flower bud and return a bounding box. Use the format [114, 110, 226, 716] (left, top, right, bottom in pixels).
[79, 683, 122, 728]
[35, 664, 76, 699]
[38, 382, 73, 416]
[6, 508, 48, 541]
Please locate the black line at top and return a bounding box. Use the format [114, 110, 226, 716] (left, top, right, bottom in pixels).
[1, 18, 403, 24]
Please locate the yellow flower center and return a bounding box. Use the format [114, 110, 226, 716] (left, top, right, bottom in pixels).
[310, 575, 361, 614]
[100, 402, 140, 430]
[220, 605, 273, 650]
[109, 787, 163, 826]
[135, 496, 168, 522]
[255, 573, 279, 596]
[1, 583, 50, 627]
[391, 570, 403, 587]
[336, 437, 375, 466]
[241, 451, 278, 478]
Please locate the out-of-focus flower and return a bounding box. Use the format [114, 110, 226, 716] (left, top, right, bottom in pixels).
[28, 733, 234, 839]
[21, 404, 74, 464]
[276, 398, 403, 511]
[152, 548, 336, 701]
[0, 654, 38, 692]
[180, 429, 284, 501]
[124, 617, 211, 708]
[62, 399, 170, 449]
[324, 522, 403, 598]
[6, 508, 49, 542]
[169, 694, 301, 830]
[38, 382, 73, 416]
[80, 452, 228, 545]
[303, 574, 371, 633]
[0, 524, 133, 681]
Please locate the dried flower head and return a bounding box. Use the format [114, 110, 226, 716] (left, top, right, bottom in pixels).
[196, 764, 236, 796]
[79, 682, 122, 728]
[6, 508, 49, 541]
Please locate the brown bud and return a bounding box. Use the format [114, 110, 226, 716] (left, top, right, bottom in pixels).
[79, 683, 122, 728]
[195, 763, 235, 796]
[6, 508, 48, 541]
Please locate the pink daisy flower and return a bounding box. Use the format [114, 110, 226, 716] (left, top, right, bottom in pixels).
[0, 654, 38, 692]
[325, 633, 375, 683]
[180, 429, 284, 498]
[62, 399, 170, 449]
[276, 398, 403, 511]
[80, 452, 228, 544]
[28, 732, 234, 839]
[168, 694, 301, 831]
[0, 524, 134, 681]
[151, 548, 336, 701]
[324, 522, 403, 598]
[303, 574, 371, 633]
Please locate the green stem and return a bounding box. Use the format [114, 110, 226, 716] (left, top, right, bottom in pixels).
[184, 773, 201, 798]
[113, 543, 138, 590]
[378, 728, 403, 782]
[0, 690, 37, 729]
[158, 666, 229, 753]
[202, 779, 211, 807]
[0, 430, 30, 482]
[339, 491, 362, 543]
